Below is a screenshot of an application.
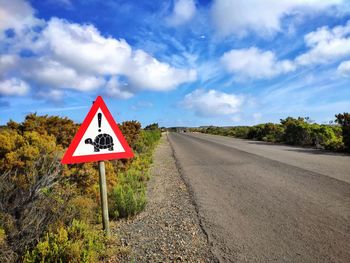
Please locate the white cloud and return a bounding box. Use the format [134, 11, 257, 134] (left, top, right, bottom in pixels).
[32, 18, 197, 92]
[0, 78, 29, 96]
[221, 47, 295, 79]
[105, 76, 134, 99]
[23, 58, 104, 91]
[0, 0, 41, 37]
[337, 60, 350, 77]
[37, 89, 64, 102]
[0, 55, 18, 76]
[36, 18, 132, 75]
[0, 7, 197, 99]
[182, 89, 244, 117]
[221, 21, 350, 80]
[211, 0, 345, 37]
[296, 21, 350, 65]
[129, 50, 197, 90]
[167, 0, 196, 26]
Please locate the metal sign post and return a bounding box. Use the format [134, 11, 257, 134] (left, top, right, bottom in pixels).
[98, 161, 110, 237]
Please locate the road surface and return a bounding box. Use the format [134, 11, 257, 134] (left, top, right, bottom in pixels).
[168, 132, 350, 262]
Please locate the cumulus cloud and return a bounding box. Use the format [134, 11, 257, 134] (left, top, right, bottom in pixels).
[0, 2, 197, 101]
[182, 89, 244, 117]
[130, 50, 197, 90]
[32, 18, 196, 93]
[104, 76, 134, 99]
[36, 89, 64, 102]
[221, 21, 350, 80]
[0, 0, 42, 38]
[35, 18, 132, 75]
[0, 78, 29, 96]
[0, 55, 18, 77]
[337, 60, 350, 77]
[31, 18, 196, 92]
[22, 58, 105, 91]
[296, 21, 350, 65]
[221, 47, 295, 79]
[211, 0, 345, 37]
[167, 0, 196, 26]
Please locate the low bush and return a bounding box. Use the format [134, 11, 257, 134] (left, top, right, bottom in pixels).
[0, 222, 16, 262]
[198, 114, 346, 152]
[0, 226, 5, 244]
[110, 130, 161, 219]
[247, 123, 284, 142]
[144, 123, 159, 131]
[0, 114, 161, 261]
[311, 125, 344, 150]
[200, 126, 251, 139]
[119, 121, 141, 149]
[23, 220, 107, 263]
[230, 126, 250, 138]
[134, 130, 161, 154]
[336, 113, 350, 151]
[8, 113, 78, 148]
[280, 117, 313, 145]
[111, 184, 146, 218]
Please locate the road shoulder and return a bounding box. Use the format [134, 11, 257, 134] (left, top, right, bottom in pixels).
[113, 133, 216, 262]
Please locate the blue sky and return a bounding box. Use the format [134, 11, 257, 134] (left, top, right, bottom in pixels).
[0, 0, 350, 127]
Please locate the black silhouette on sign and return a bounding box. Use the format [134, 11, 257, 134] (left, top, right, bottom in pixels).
[85, 113, 114, 152]
[98, 112, 102, 132]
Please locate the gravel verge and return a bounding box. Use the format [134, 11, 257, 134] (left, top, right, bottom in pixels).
[113, 133, 216, 262]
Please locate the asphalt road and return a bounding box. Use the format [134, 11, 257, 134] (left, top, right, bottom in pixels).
[168, 132, 350, 262]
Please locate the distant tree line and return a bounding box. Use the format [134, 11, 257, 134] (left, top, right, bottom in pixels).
[192, 113, 350, 152]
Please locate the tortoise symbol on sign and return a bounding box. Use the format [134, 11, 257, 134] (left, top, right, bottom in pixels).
[85, 113, 114, 152]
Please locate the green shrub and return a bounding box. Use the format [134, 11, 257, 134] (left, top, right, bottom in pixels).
[23, 220, 106, 263]
[134, 130, 161, 154]
[119, 121, 142, 149]
[247, 123, 284, 142]
[230, 126, 250, 138]
[310, 125, 344, 150]
[0, 129, 59, 190]
[0, 223, 16, 262]
[335, 113, 350, 151]
[109, 129, 161, 219]
[8, 113, 78, 148]
[201, 126, 250, 138]
[0, 226, 5, 244]
[64, 196, 98, 224]
[199, 116, 345, 152]
[110, 167, 149, 219]
[280, 117, 314, 145]
[111, 184, 146, 218]
[144, 123, 160, 131]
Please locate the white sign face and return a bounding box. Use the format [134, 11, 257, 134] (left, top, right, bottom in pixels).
[73, 109, 125, 157]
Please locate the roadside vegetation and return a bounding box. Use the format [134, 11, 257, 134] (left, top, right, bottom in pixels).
[193, 113, 350, 152]
[0, 114, 161, 262]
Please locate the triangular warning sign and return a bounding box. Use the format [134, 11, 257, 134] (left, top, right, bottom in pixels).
[61, 96, 133, 164]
